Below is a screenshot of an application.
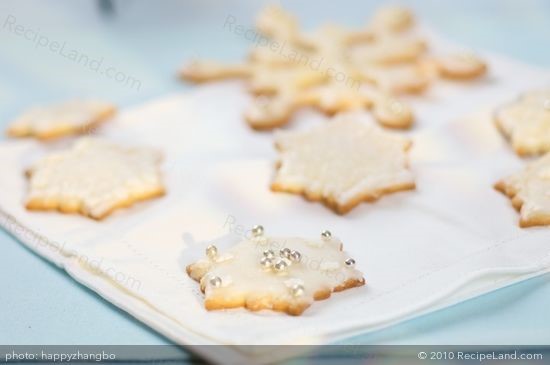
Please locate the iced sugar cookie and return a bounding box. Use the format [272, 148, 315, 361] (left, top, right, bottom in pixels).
[495, 153, 550, 227]
[272, 114, 415, 214]
[25, 137, 165, 219]
[186, 227, 365, 315]
[7, 100, 116, 140]
[495, 90, 550, 156]
[180, 5, 487, 131]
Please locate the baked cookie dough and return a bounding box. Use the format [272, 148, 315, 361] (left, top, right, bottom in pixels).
[271, 114, 415, 214]
[6, 100, 116, 140]
[180, 5, 487, 130]
[495, 152, 550, 227]
[25, 137, 165, 219]
[187, 227, 365, 315]
[495, 90, 550, 156]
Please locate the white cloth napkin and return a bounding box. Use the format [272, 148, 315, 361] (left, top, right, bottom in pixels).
[1, 37, 550, 364]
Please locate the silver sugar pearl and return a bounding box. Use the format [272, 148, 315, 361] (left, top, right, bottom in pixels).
[280, 247, 291, 259]
[289, 250, 302, 262]
[290, 284, 305, 297]
[263, 249, 275, 259]
[252, 225, 264, 237]
[273, 259, 289, 272]
[344, 258, 356, 268]
[321, 230, 332, 240]
[260, 256, 273, 268]
[206, 245, 218, 259]
[209, 276, 222, 287]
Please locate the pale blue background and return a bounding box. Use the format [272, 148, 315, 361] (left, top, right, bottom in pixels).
[0, 0, 549, 361]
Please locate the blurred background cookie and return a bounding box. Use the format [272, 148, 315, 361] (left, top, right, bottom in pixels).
[6, 100, 116, 140]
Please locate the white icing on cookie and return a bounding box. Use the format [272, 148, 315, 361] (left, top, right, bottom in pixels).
[272, 113, 415, 214]
[372, 95, 414, 129]
[320, 261, 341, 271]
[181, 5, 486, 131]
[7, 100, 116, 139]
[434, 52, 487, 79]
[495, 90, 550, 156]
[363, 64, 429, 94]
[496, 153, 550, 227]
[186, 233, 365, 315]
[370, 6, 414, 33]
[26, 137, 164, 219]
[351, 35, 426, 65]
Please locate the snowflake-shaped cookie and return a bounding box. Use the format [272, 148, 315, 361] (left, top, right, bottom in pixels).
[186, 227, 365, 316]
[271, 114, 415, 214]
[495, 152, 550, 227]
[7, 100, 116, 140]
[26, 137, 165, 219]
[495, 90, 550, 156]
[180, 5, 487, 131]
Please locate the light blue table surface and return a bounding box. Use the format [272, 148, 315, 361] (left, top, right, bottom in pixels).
[0, 0, 549, 360]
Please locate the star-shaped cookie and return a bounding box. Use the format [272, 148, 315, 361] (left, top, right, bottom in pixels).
[186, 227, 365, 316]
[495, 152, 550, 227]
[25, 137, 165, 219]
[7, 100, 116, 140]
[495, 89, 550, 156]
[271, 114, 415, 214]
